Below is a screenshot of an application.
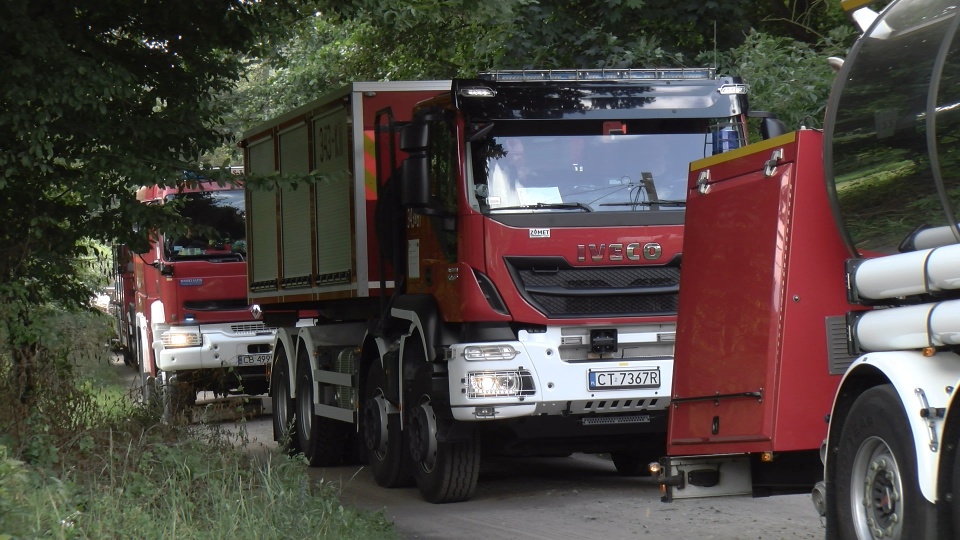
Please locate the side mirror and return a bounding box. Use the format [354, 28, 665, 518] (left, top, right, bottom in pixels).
[149, 261, 174, 276]
[748, 111, 788, 140]
[399, 123, 430, 209]
[760, 117, 788, 140]
[401, 154, 430, 208]
[400, 122, 428, 152]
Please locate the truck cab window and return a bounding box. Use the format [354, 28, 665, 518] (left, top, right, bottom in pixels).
[163, 189, 247, 260]
[469, 119, 725, 214]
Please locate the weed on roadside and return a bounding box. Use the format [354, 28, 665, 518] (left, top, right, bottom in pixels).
[0, 309, 397, 540]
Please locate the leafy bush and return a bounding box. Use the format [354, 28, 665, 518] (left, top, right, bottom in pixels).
[0, 308, 397, 540]
[711, 27, 857, 132]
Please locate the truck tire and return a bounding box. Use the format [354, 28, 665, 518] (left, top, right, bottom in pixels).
[952, 439, 960, 538]
[136, 330, 156, 406]
[953, 436, 960, 537]
[295, 348, 347, 466]
[161, 372, 194, 422]
[271, 346, 300, 454]
[363, 361, 413, 487]
[834, 384, 933, 540]
[409, 401, 480, 503]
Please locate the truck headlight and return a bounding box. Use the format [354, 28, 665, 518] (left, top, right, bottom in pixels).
[161, 331, 202, 348]
[465, 370, 534, 398]
[463, 344, 518, 361]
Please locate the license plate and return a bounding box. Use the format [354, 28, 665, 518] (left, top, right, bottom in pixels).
[588, 368, 661, 390]
[237, 354, 271, 366]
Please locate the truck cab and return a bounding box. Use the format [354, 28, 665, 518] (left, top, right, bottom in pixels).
[118, 178, 275, 416]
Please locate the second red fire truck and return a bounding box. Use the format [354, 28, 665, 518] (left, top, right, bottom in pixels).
[113, 176, 275, 417]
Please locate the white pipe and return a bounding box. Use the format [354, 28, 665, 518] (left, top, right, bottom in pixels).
[855, 299, 960, 351]
[853, 244, 960, 300]
[910, 225, 960, 250]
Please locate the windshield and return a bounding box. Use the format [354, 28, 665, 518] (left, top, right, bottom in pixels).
[163, 189, 246, 260]
[470, 120, 726, 213]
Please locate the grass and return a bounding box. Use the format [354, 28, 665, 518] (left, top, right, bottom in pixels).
[0, 309, 398, 540]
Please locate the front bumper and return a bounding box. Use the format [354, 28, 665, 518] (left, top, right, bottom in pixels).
[447, 324, 674, 421]
[154, 322, 275, 372]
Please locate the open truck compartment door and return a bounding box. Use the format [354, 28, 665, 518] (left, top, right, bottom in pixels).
[662, 130, 859, 499]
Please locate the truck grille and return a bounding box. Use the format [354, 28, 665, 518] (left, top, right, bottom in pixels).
[184, 299, 249, 311]
[505, 257, 679, 318]
[230, 323, 273, 334]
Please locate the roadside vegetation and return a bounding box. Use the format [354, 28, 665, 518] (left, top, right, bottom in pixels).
[0, 308, 397, 540]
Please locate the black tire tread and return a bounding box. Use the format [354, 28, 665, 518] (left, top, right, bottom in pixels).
[416, 435, 481, 504]
[296, 352, 347, 467]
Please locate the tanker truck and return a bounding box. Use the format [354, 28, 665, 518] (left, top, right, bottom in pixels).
[653, 0, 960, 537]
[241, 71, 760, 503]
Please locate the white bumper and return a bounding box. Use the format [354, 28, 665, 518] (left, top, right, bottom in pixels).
[447, 324, 674, 421]
[154, 322, 275, 372]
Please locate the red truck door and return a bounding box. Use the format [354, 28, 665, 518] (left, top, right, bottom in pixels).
[669, 130, 854, 456]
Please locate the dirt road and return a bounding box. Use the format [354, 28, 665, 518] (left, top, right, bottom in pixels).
[235, 410, 825, 540]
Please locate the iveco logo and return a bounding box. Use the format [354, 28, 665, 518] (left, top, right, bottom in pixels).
[577, 242, 662, 262]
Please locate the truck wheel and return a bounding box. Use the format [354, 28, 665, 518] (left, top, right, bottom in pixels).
[363, 361, 412, 487]
[140, 371, 156, 405]
[835, 384, 931, 540]
[161, 372, 194, 422]
[409, 401, 480, 503]
[126, 307, 139, 369]
[952, 436, 960, 537]
[136, 330, 156, 405]
[271, 346, 300, 454]
[295, 349, 347, 466]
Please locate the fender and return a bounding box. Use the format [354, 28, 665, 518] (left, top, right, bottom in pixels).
[134, 310, 154, 376]
[295, 322, 368, 412]
[829, 350, 960, 503]
[390, 295, 467, 440]
[390, 294, 443, 363]
[365, 333, 401, 405]
[272, 327, 299, 397]
[136, 300, 166, 377]
[388, 299, 430, 431]
[148, 299, 166, 355]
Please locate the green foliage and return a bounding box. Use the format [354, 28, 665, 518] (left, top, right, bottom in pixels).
[0, 312, 396, 539]
[0, 0, 289, 405]
[712, 26, 857, 132]
[228, 0, 858, 134]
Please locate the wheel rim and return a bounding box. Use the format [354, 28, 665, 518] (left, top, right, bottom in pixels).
[363, 392, 389, 458]
[411, 402, 438, 472]
[850, 435, 904, 539]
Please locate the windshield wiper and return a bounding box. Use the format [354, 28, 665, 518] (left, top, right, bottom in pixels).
[599, 200, 686, 208]
[490, 202, 594, 212]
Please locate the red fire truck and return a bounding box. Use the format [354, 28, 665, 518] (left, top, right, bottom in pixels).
[655, 0, 960, 537]
[112, 177, 275, 417]
[241, 70, 764, 503]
